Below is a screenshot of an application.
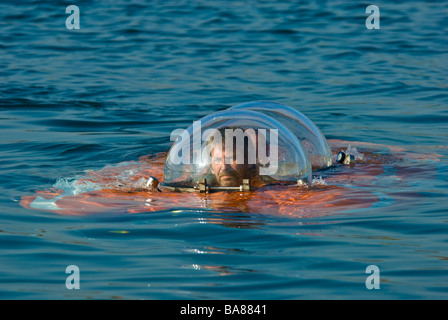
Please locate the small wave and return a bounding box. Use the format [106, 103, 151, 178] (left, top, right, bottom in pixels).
[54, 178, 102, 196]
[52, 161, 151, 195]
[311, 176, 327, 186]
[343, 145, 365, 161]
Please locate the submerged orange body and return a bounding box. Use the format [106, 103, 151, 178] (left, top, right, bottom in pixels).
[20, 140, 435, 217]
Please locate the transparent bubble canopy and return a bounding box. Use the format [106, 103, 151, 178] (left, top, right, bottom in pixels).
[163, 109, 312, 188]
[229, 101, 332, 170]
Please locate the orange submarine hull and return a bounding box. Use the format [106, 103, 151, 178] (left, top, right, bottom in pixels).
[20, 140, 438, 217]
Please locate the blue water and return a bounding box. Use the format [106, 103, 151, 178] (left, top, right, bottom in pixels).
[1, 0, 447, 299]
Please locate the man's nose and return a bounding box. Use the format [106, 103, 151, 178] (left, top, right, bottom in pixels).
[221, 162, 233, 170]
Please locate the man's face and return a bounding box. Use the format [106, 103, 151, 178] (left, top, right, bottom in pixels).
[210, 149, 255, 187]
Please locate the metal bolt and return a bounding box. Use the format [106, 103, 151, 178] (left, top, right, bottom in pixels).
[241, 179, 251, 192]
[146, 176, 160, 189]
[336, 151, 346, 163]
[343, 154, 355, 165]
[198, 179, 208, 193]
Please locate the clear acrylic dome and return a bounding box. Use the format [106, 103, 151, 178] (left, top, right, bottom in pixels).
[163, 109, 312, 188]
[229, 101, 332, 170]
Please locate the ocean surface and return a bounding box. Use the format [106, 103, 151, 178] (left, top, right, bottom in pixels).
[1, 0, 447, 299]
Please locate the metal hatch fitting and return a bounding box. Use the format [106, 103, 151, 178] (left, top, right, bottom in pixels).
[197, 178, 251, 193]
